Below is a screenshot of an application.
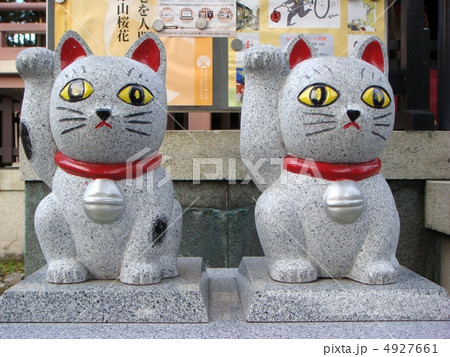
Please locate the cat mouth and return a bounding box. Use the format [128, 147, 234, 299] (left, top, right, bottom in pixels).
[95, 121, 113, 129]
[343, 122, 361, 130]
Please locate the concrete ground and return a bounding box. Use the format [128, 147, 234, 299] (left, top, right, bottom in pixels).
[1, 268, 449, 339]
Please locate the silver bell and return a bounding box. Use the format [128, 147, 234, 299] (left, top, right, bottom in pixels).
[82, 179, 125, 224]
[323, 180, 365, 224]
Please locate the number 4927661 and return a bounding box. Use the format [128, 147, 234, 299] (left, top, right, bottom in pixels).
[383, 344, 438, 354]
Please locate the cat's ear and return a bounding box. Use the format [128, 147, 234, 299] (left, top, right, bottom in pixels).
[125, 32, 166, 79]
[284, 34, 317, 69]
[355, 36, 389, 76]
[54, 31, 93, 74]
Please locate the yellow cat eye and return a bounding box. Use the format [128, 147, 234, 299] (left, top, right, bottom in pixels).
[298, 84, 339, 107]
[118, 84, 153, 106]
[362, 86, 391, 108]
[60, 79, 94, 101]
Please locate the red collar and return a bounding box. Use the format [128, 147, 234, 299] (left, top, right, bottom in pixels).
[54, 151, 162, 180]
[283, 155, 381, 181]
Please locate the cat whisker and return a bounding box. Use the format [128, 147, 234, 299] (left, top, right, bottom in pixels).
[304, 120, 338, 125]
[59, 117, 87, 122]
[126, 128, 150, 136]
[61, 124, 86, 135]
[372, 131, 386, 140]
[124, 111, 153, 118]
[373, 113, 393, 120]
[125, 120, 152, 124]
[303, 112, 336, 117]
[323, 65, 333, 74]
[305, 127, 336, 136]
[56, 107, 85, 115]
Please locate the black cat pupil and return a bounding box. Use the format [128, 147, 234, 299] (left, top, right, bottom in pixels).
[129, 86, 144, 105]
[310, 85, 326, 106]
[372, 88, 385, 108]
[68, 80, 84, 100]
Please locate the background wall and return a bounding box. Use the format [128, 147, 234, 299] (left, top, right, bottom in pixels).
[20, 130, 450, 284]
[22, 179, 443, 283]
[0, 167, 24, 257]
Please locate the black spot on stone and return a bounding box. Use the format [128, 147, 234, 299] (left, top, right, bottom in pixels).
[20, 123, 33, 160]
[150, 217, 168, 247]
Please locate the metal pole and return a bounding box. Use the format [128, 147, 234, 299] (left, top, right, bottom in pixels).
[438, 0, 450, 130]
[0, 98, 13, 164]
[401, 0, 428, 111]
[46, 0, 55, 50]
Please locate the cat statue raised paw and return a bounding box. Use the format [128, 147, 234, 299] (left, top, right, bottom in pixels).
[241, 35, 400, 284]
[18, 31, 181, 285]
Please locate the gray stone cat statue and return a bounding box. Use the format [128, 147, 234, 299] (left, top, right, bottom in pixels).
[18, 31, 181, 285]
[241, 35, 400, 284]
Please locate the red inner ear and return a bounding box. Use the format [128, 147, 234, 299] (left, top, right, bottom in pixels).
[60, 38, 88, 70]
[289, 39, 312, 69]
[361, 41, 385, 73]
[131, 38, 160, 72]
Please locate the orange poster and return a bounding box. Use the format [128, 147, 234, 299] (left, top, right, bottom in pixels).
[54, 0, 213, 106]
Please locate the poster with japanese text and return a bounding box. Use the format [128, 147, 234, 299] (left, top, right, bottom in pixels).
[228, 0, 387, 107]
[54, 0, 213, 106]
[157, 0, 236, 37]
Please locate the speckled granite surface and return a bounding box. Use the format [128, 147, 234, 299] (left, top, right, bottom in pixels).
[237, 257, 450, 322]
[0, 257, 208, 323]
[1, 267, 449, 339]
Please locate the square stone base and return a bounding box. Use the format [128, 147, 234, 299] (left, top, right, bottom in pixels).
[237, 257, 450, 322]
[0, 257, 209, 323]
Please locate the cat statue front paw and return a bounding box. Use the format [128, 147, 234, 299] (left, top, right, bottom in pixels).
[245, 45, 289, 73]
[16, 47, 53, 79]
[348, 259, 400, 285]
[269, 258, 318, 283]
[120, 262, 162, 285]
[46, 260, 88, 284]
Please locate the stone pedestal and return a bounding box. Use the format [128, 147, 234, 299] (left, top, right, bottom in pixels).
[0, 257, 208, 323]
[237, 257, 450, 322]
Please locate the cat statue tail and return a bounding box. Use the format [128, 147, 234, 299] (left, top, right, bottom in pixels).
[240, 35, 316, 192]
[16, 47, 57, 187]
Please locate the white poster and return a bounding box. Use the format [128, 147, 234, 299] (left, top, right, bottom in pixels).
[348, 0, 377, 32]
[237, 0, 260, 31]
[157, 0, 236, 37]
[268, 0, 340, 29]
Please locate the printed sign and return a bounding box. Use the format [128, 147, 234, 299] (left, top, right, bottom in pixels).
[268, 0, 340, 29]
[53, 0, 386, 109]
[54, 0, 213, 106]
[228, 0, 387, 107]
[348, 0, 377, 32]
[156, 0, 236, 37]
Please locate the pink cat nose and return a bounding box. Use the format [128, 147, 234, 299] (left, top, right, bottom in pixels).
[347, 110, 360, 122]
[96, 109, 111, 121]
